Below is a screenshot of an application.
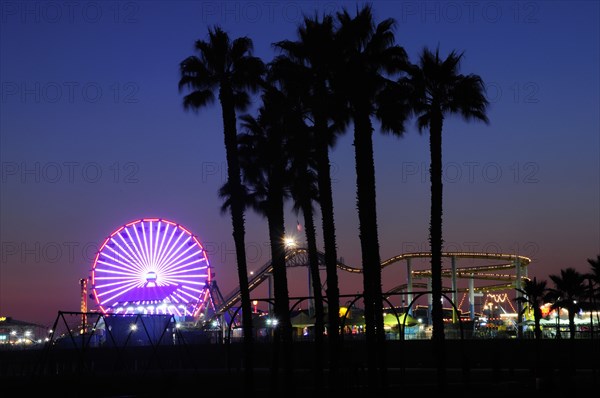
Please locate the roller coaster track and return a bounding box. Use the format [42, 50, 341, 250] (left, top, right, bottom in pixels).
[211, 248, 356, 319]
[205, 249, 530, 324]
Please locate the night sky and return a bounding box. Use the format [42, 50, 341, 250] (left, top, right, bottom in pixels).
[1, 1, 598, 327]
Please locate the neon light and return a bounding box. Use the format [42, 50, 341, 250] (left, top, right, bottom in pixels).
[99, 237, 110, 251]
[179, 226, 191, 235]
[110, 226, 124, 237]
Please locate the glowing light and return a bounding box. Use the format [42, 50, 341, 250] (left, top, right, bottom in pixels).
[91, 218, 212, 317]
[284, 236, 296, 249]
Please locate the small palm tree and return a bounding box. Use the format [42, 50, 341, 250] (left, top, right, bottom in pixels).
[586, 255, 600, 331]
[515, 277, 548, 340]
[178, 26, 265, 392]
[548, 267, 587, 339]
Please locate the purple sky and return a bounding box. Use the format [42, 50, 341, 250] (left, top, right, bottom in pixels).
[1, 1, 599, 327]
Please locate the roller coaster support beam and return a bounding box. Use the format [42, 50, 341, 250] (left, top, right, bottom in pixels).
[452, 256, 458, 324]
[407, 258, 413, 315]
[469, 275, 475, 320]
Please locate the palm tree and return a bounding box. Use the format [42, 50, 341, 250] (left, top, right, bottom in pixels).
[515, 277, 548, 340]
[588, 255, 600, 285]
[273, 13, 348, 383]
[403, 46, 488, 389]
[403, 47, 489, 345]
[237, 83, 296, 393]
[178, 26, 265, 391]
[548, 267, 587, 339]
[334, 5, 408, 389]
[586, 255, 600, 329]
[587, 255, 600, 301]
[273, 65, 327, 388]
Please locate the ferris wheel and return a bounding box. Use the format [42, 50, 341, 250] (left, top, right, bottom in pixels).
[90, 218, 212, 318]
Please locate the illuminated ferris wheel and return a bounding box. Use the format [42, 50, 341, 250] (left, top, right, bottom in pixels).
[90, 218, 212, 318]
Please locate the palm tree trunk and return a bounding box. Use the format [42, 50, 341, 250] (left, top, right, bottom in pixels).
[429, 110, 446, 389]
[219, 85, 254, 393]
[267, 177, 292, 393]
[534, 309, 543, 340]
[568, 310, 576, 339]
[353, 107, 386, 391]
[302, 200, 325, 391]
[314, 116, 341, 386]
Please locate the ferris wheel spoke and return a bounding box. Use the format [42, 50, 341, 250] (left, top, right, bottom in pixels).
[157, 231, 192, 270]
[95, 271, 140, 281]
[162, 277, 207, 287]
[101, 282, 143, 306]
[96, 279, 140, 297]
[95, 257, 145, 275]
[172, 291, 192, 303]
[157, 239, 198, 274]
[100, 250, 145, 274]
[95, 279, 142, 291]
[115, 232, 147, 272]
[151, 220, 162, 270]
[125, 228, 149, 269]
[176, 288, 202, 301]
[159, 251, 206, 275]
[148, 220, 155, 269]
[142, 219, 157, 272]
[134, 220, 152, 269]
[155, 230, 188, 272]
[179, 285, 206, 295]
[154, 223, 177, 271]
[161, 274, 207, 286]
[162, 265, 208, 276]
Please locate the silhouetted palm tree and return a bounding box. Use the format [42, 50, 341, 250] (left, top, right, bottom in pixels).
[271, 57, 327, 389]
[334, 5, 408, 390]
[587, 255, 600, 327]
[404, 47, 489, 343]
[403, 46, 488, 389]
[273, 13, 348, 383]
[548, 267, 587, 339]
[588, 255, 600, 284]
[178, 26, 265, 391]
[515, 277, 548, 340]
